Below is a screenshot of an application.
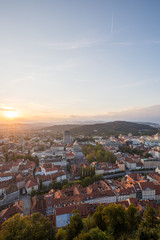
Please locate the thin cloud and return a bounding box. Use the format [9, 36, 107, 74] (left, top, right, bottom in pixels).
[143, 40, 160, 46]
[0, 107, 15, 111]
[110, 41, 133, 46]
[149, 40, 160, 45]
[6, 75, 37, 86]
[64, 105, 160, 124]
[47, 38, 133, 51]
[47, 39, 106, 50]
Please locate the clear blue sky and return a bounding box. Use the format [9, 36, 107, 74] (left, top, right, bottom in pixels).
[0, 0, 160, 123]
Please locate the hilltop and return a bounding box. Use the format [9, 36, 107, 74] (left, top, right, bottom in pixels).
[42, 124, 81, 134]
[42, 121, 158, 136]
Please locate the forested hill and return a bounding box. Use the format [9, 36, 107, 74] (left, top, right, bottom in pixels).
[42, 124, 80, 134]
[70, 121, 157, 136]
[43, 121, 157, 136]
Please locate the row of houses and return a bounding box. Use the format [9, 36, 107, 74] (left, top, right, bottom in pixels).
[38, 173, 160, 217]
[0, 159, 36, 175]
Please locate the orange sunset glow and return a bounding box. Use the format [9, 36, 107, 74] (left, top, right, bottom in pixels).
[4, 110, 18, 119]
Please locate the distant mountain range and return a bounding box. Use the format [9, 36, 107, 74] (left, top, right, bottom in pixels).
[42, 121, 158, 136]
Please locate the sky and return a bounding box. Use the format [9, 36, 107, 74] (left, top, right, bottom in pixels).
[0, 0, 160, 124]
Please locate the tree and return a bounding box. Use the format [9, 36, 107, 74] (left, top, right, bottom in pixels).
[82, 215, 93, 232]
[5, 152, 8, 162]
[80, 166, 96, 179]
[86, 153, 96, 163]
[31, 189, 37, 197]
[76, 227, 107, 240]
[52, 181, 62, 190]
[0, 213, 56, 240]
[135, 205, 158, 240]
[39, 178, 43, 190]
[90, 166, 95, 177]
[92, 174, 103, 182]
[143, 205, 157, 228]
[33, 156, 39, 166]
[56, 228, 66, 240]
[82, 144, 116, 164]
[92, 205, 106, 231]
[80, 167, 83, 179]
[144, 153, 152, 158]
[63, 179, 68, 185]
[126, 204, 140, 234]
[136, 224, 158, 240]
[67, 163, 71, 173]
[87, 227, 107, 240]
[103, 204, 127, 239]
[81, 177, 92, 187]
[65, 211, 83, 240]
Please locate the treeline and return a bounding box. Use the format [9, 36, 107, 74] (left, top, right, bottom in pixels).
[0, 213, 55, 240]
[80, 165, 95, 179]
[70, 121, 157, 136]
[78, 174, 103, 188]
[54, 174, 103, 189]
[119, 146, 152, 158]
[1, 203, 160, 240]
[74, 137, 95, 142]
[57, 204, 160, 240]
[31, 174, 104, 197]
[4, 152, 39, 166]
[82, 144, 117, 163]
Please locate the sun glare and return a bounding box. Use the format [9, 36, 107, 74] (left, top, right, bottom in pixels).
[5, 111, 17, 119]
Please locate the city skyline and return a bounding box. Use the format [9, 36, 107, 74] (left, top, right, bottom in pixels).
[1, 1, 160, 123]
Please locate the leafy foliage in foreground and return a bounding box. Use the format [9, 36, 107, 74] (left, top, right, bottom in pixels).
[0, 213, 56, 240]
[1, 203, 160, 240]
[57, 204, 160, 240]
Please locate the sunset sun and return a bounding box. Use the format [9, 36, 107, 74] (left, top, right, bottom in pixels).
[5, 111, 18, 119]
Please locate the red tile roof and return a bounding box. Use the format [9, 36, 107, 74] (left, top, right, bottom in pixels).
[139, 181, 155, 191]
[26, 179, 38, 189]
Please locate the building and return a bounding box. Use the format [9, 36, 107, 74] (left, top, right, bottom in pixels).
[25, 179, 38, 194]
[154, 133, 160, 142]
[73, 141, 81, 152]
[125, 159, 137, 170]
[141, 158, 160, 169]
[51, 144, 64, 153]
[63, 131, 72, 144]
[139, 182, 156, 200]
[116, 160, 125, 171]
[154, 151, 160, 158]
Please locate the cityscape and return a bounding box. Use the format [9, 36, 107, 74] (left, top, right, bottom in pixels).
[0, 122, 160, 238]
[1, 0, 160, 239]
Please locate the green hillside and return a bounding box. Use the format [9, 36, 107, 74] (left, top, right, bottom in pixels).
[70, 121, 157, 136]
[43, 121, 157, 136]
[42, 124, 80, 134]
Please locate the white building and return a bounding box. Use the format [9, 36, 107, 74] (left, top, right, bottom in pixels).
[139, 182, 155, 200]
[25, 180, 38, 194]
[141, 158, 160, 169]
[125, 160, 137, 170]
[51, 144, 64, 153]
[63, 131, 72, 144]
